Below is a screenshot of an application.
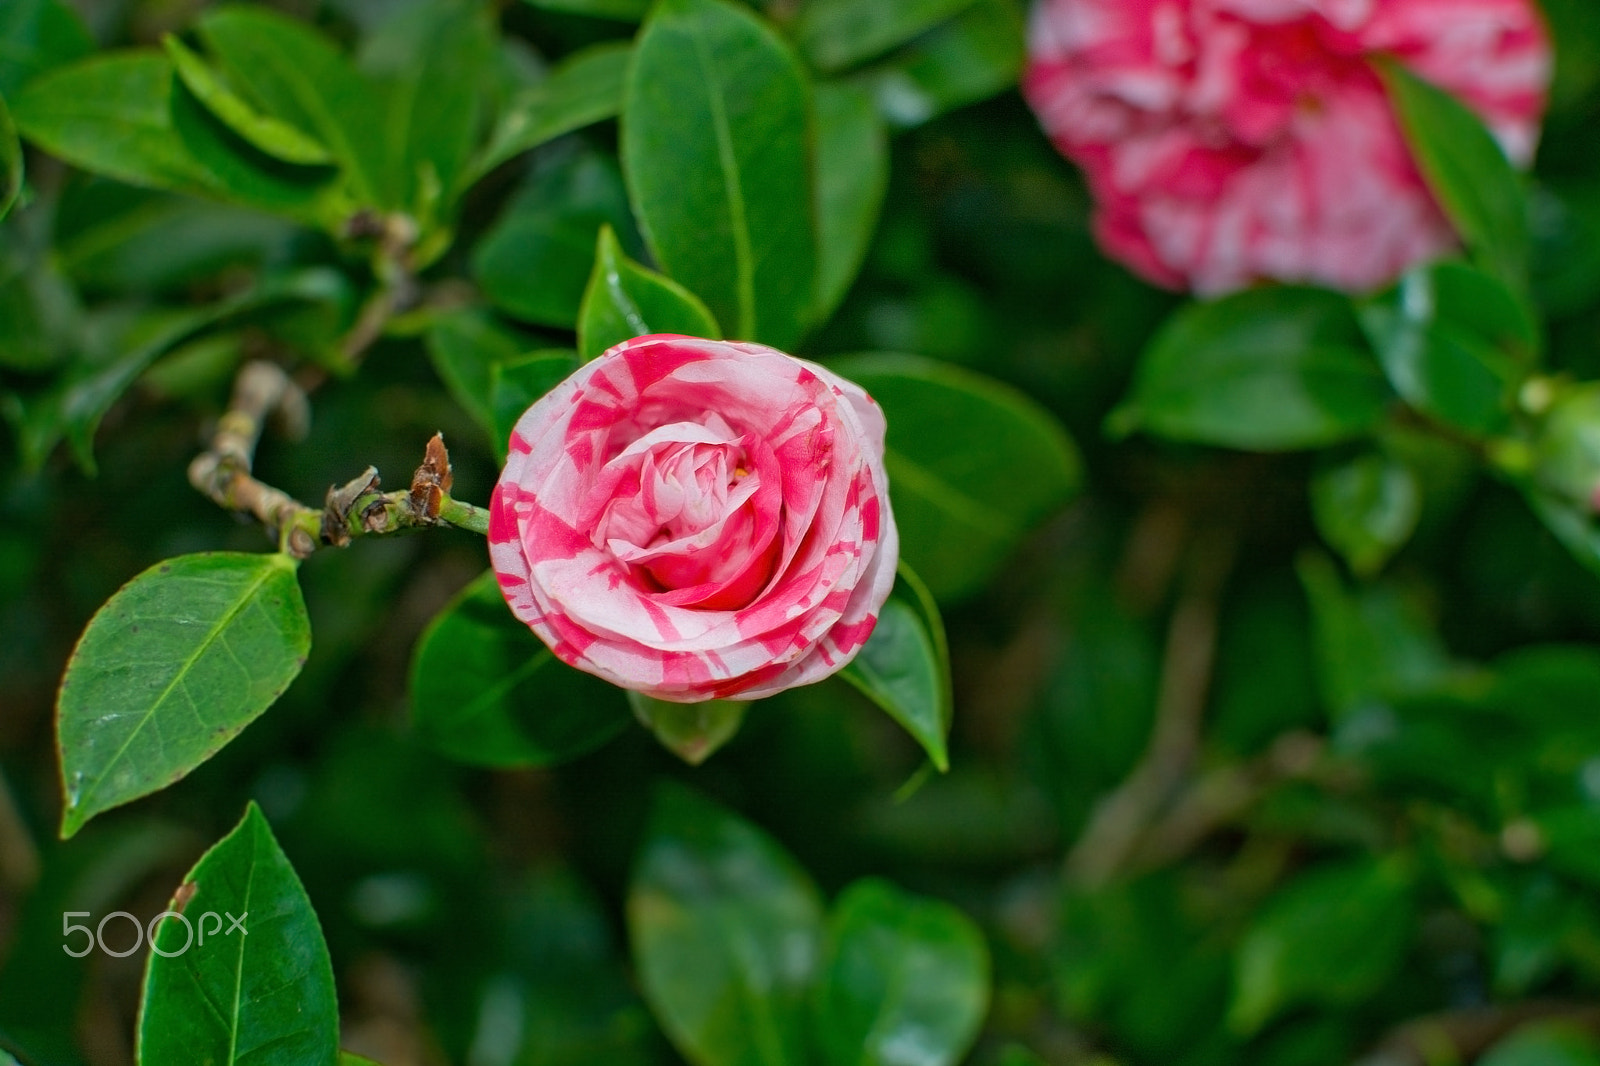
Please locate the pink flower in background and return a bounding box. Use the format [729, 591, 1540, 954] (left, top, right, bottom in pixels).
[488, 335, 897, 703]
[1023, 0, 1551, 295]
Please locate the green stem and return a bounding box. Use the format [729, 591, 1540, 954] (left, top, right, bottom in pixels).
[439, 496, 489, 534]
[192, 362, 490, 557]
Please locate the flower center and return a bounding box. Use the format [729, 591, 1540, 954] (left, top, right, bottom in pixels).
[593, 415, 779, 606]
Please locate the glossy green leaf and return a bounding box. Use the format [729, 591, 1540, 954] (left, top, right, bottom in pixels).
[358, 0, 497, 211]
[1310, 451, 1422, 578]
[17, 268, 348, 471]
[795, 0, 976, 73]
[340, 1055, 385, 1066]
[425, 308, 528, 439]
[57, 188, 297, 297]
[1357, 261, 1536, 436]
[472, 42, 631, 184]
[578, 225, 722, 362]
[814, 878, 989, 1066]
[13, 53, 234, 199]
[1228, 857, 1414, 1034]
[1379, 58, 1530, 288]
[195, 5, 392, 207]
[829, 353, 1082, 602]
[813, 81, 887, 323]
[490, 349, 580, 459]
[138, 803, 338, 1066]
[1109, 286, 1392, 451]
[12, 53, 329, 217]
[0, 0, 93, 98]
[838, 562, 952, 770]
[623, 0, 815, 348]
[628, 785, 823, 1066]
[168, 71, 338, 216]
[57, 553, 310, 838]
[1479, 1023, 1600, 1066]
[409, 571, 631, 767]
[628, 692, 751, 765]
[0, 93, 19, 223]
[853, 0, 1022, 129]
[473, 150, 633, 328]
[521, 0, 651, 18]
[164, 35, 334, 165]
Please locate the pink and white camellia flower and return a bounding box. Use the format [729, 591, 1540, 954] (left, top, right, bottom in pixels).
[488, 334, 898, 703]
[1023, 0, 1551, 294]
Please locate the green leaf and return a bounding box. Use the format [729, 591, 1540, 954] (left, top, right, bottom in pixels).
[1228, 857, 1414, 1034]
[12, 52, 330, 218]
[852, 0, 1022, 128]
[57, 187, 298, 296]
[17, 268, 349, 471]
[1534, 807, 1600, 890]
[13, 52, 234, 200]
[828, 353, 1082, 603]
[57, 553, 310, 838]
[1378, 58, 1530, 288]
[813, 878, 989, 1066]
[0, 93, 19, 223]
[490, 349, 581, 459]
[1479, 1023, 1600, 1066]
[358, 0, 497, 212]
[340, 1056, 385, 1066]
[164, 34, 334, 165]
[138, 803, 338, 1066]
[1357, 261, 1536, 436]
[425, 308, 527, 440]
[628, 692, 751, 765]
[409, 571, 631, 767]
[520, 0, 651, 18]
[168, 72, 338, 216]
[1297, 551, 1455, 721]
[473, 149, 634, 329]
[1310, 451, 1422, 578]
[838, 562, 952, 770]
[195, 5, 392, 208]
[1524, 490, 1600, 581]
[812, 81, 887, 323]
[472, 42, 631, 184]
[795, 0, 977, 73]
[1109, 286, 1392, 451]
[623, 0, 816, 348]
[628, 784, 823, 1066]
[577, 224, 721, 362]
[0, 0, 93, 98]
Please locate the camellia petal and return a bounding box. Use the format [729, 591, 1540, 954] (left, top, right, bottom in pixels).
[487, 334, 898, 702]
[1022, 0, 1551, 294]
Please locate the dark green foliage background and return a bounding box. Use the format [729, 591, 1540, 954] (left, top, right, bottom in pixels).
[6, 0, 1600, 1064]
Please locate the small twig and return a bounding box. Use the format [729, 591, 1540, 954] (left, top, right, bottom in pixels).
[1065, 525, 1237, 888]
[189, 361, 488, 557]
[1125, 732, 1327, 875]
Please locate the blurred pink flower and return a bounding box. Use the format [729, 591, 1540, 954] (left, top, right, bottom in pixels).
[488, 334, 897, 703]
[1023, 0, 1551, 294]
